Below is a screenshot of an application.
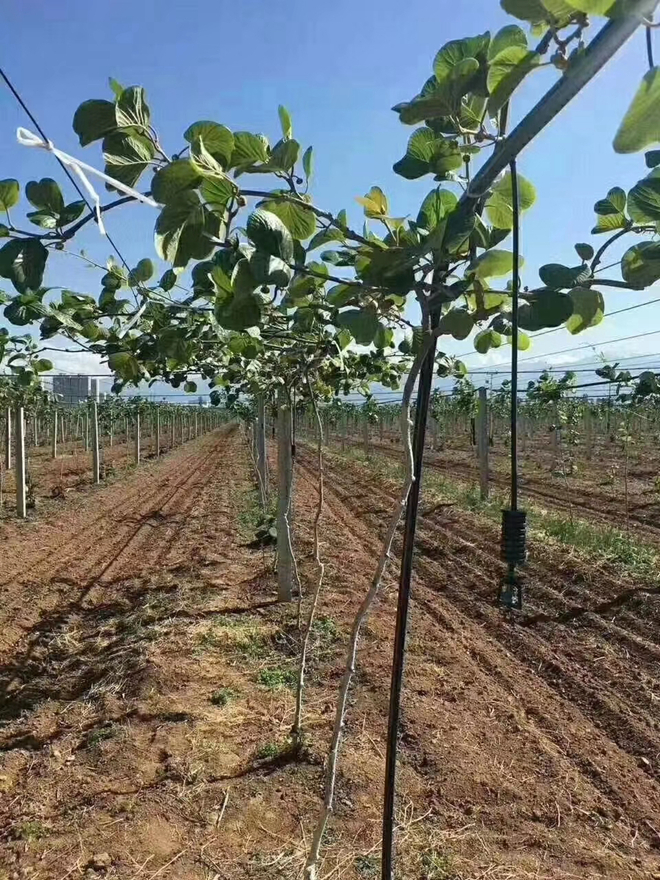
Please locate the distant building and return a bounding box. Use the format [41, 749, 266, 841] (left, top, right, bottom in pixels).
[52, 375, 90, 405]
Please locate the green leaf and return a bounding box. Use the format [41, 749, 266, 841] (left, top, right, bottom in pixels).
[336, 328, 352, 350]
[393, 128, 463, 180]
[326, 284, 357, 307]
[621, 241, 660, 288]
[568, 0, 615, 11]
[539, 263, 590, 289]
[337, 307, 380, 345]
[434, 34, 490, 82]
[416, 187, 458, 230]
[0, 239, 23, 278]
[594, 186, 626, 215]
[515, 330, 531, 351]
[646, 149, 660, 169]
[575, 242, 594, 261]
[155, 191, 208, 267]
[152, 159, 201, 205]
[26, 178, 64, 214]
[308, 227, 345, 251]
[518, 290, 573, 330]
[356, 186, 388, 218]
[500, 0, 547, 22]
[59, 201, 86, 226]
[627, 176, 660, 222]
[485, 171, 536, 229]
[259, 198, 316, 240]
[108, 351, 141, 381]
[269, 138, 300, 172]
[437, 308, 474, 340]
[614, 67, 660, 154]
[591, 212, 627, 234]
[474, 328, 502, 354]
[102, 131, 154, 189]
[472, 249, 521, 278]
[21, 239, 48, 291]
[33, 357, 53, 373]
[302, 146, 314, 182]
[0, 179, 19, 211]
[246, 209, 294, 262]
[566, 287, 605, 334]
[115, 86, 150, 129]
[487, 47, 539, 114]
[374, 325, 394, 349]
[73, 99, 117, 146]
[26, 210, 58, 229]
[160, 269, 178, 291]
[184, 381, 197, 393]
[184, 121, 234, 165]
[216, 276, 263, 332]
[109, 77, 124, 98]
[488, 25, 528, 59]
[130, 258, 154, 283]
[230, 132, 269, 168]
[200, 176, 236, 213]
[278, 105, 293, 140]
[249, 252, 293, 287]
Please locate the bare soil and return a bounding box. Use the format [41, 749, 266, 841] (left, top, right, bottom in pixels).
[1, 426, 659, 879]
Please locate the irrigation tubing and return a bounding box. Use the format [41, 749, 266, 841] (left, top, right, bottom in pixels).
[510, 160, 520, 513]
[381, 305, 439, 880]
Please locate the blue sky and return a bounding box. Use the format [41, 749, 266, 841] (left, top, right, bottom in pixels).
[2, 0, 660, 396]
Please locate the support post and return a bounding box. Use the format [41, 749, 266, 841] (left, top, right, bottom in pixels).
[52, 409, 58, 460]
[33, 415, 39, 448]
[4, 407, 11, 471]
[91, 402, 100, 484]
[363, 416, 369, 458]
[15, 406, 26, 519]
[277, 389, 293, 602]
[84, 409, 90, 452]
[476, 387, 490, 501]
[135, 413, 141, 463]
[256, 395, 268, 508]
[156, 408, 161, 458]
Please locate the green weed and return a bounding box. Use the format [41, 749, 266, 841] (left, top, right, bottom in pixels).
[421, 849, 457, 880]
[258, 667, 296, 690]
[16, 820, 48, 842]
[210, 687, 235, 707]
[256, 741, 283, 759]
[313, 615, 339, 641]
[354, 854, 379, 877]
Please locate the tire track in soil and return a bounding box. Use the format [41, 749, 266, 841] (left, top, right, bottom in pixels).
[349, 437, 660, 543]
[0, 428, 234, 656]
[294, 447, 660, 846]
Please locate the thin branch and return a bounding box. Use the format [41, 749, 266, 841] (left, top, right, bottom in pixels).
[304, 335, 433, 880]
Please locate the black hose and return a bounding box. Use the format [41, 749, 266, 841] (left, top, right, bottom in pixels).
[510, 159, 520, 514]
[381, 306, 439, 880]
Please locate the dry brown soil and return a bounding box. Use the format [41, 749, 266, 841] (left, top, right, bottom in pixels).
[1, 426, 659, 879]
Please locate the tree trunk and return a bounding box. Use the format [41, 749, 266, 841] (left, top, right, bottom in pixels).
[277, 389, 294, 603]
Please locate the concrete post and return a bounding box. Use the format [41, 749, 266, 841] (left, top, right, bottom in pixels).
[277, 389, 293, 602]
[91, 402, 100, 484]
[585, 406, 593, 461]
[135, 413, 141, 463]
[156, 408, 161, 458]
[363, 416, 369, 458]
[256, 395, 267, 507]
[52, 409, 58, 459]
[15, 406, 26, 518]
[4, 407, 11, 471]
[33, 415, 39, 448]
[170, 414, 175, 449]
[84, 409, 90, 452]
[194, 411, 198, 438]
[476, 387, 489, 501]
